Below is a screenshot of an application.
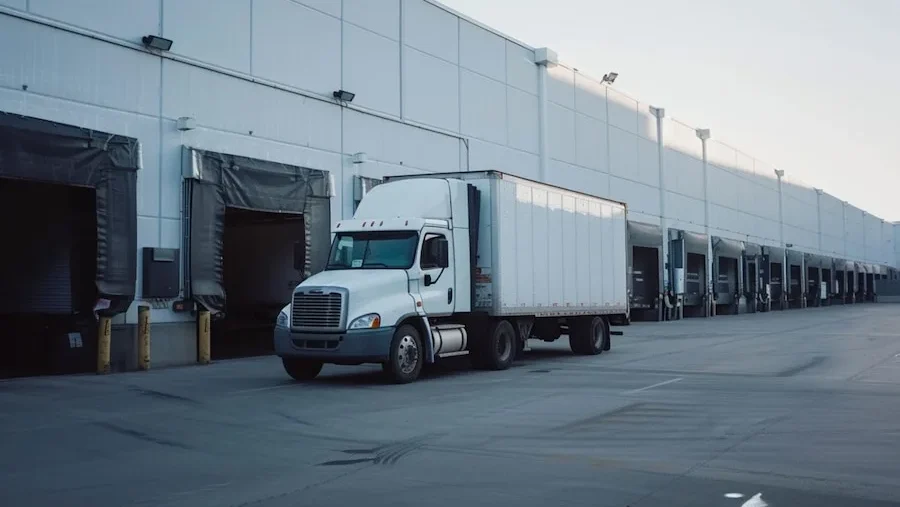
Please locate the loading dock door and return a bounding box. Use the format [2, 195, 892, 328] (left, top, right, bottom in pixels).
[685, 253, 705, 307]
[183, 149, 331, 315]
[716, 257, 738, 305]
[770, 262, 783, 308]
[631, 246, 659, 310]
[789, 264, 802, 308]
[746, 260, 758, 310]
[0, 112, 139, 314]
[807, 266, 820, 306]
[836, 270, 845, 301]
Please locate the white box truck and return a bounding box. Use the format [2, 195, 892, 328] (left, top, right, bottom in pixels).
[274, 171, 629, 383]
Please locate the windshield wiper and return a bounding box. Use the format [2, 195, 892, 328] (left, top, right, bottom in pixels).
[361, 262, 389, 268]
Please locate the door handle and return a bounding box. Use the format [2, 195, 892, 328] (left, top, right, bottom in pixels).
[447, 288, 453, 304]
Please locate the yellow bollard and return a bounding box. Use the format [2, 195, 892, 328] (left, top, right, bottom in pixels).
[138, 305, 151, 370]
[97, 316, 111, 374]
[198, 310, 211, 365]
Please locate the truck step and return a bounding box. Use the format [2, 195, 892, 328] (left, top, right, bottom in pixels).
[437, 350, 469, 359]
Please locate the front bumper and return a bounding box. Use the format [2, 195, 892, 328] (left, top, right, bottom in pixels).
[274, 326, 395, 364]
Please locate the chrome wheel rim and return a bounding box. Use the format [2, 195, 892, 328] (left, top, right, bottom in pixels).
[397, 335, 419, 375]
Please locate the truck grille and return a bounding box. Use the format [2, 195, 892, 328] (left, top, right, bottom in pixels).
[291, 291, 344, 330]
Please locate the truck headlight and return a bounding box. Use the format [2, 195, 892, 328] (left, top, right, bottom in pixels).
[276, 309, 289, 329]
[349, 313, 381, 329]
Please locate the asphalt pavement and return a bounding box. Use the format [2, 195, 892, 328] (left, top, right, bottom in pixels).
[2, 304, 900, 507]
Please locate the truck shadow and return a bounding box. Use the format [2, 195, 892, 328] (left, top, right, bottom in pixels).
[312, 356, 498, 386]
[311, 348, 585, 386]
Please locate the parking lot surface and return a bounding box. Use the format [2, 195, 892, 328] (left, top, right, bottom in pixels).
[2, 304, 900, 507]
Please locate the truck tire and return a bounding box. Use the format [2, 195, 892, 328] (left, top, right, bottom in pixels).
[383, 324, 424, 384]
[569, 316, 606, 355]
[477, 319, 515, 371]
[282, 358, 323, 381]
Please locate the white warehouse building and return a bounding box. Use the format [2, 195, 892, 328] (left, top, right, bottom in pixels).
[0, 0, 897, 375]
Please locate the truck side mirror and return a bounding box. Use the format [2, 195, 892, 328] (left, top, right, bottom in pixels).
[293, 241, 305, 271]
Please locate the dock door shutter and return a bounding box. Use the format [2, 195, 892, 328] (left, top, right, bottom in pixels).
[0, 182, 74, 314]
[0, 112, 140, 316]
[184, 149, 330, 315]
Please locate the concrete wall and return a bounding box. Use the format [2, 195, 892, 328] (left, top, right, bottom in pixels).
[0, 0, 895, 342]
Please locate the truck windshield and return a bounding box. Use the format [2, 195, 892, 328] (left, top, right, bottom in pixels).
[326, 231, 419, 270]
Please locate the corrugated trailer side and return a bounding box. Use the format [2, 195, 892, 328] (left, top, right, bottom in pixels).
[487, 173, 628, 318]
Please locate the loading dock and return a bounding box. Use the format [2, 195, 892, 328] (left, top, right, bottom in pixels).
[805, 254, 830, 307]
[842, 261, 856, 303]
[218, 208, 306, 358]
[821, 265, 833, 306]
[627, 222, 662, 321]
[0, 112, 139, 378]
[854, 262, 865, 303]
[711, 237, 743, 316]
[763, 246, 787, 310]
[182, 149, 331, 360]
[671, 230, 708, 318]
[865, 265, 876, 302]
[835, 264, 847, 304]
[786, 250, 804, 309]
[741, 243, 763, 313]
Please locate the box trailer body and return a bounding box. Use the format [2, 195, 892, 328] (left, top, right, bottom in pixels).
[274, 171, 628, 383]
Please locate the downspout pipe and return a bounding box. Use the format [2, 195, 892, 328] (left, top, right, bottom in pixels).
[650, 106, 669, 319]
[534, 48, 558, 183]
[775, 169, 787, 309]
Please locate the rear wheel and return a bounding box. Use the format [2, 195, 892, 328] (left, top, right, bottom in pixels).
[476, 319, 516, 371]
[282, 358, 323, 381]
[569, 316, 606, 356]
[383, 324, 423, 384]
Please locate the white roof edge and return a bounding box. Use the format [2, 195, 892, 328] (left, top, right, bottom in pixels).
[427, 0, 535, 52]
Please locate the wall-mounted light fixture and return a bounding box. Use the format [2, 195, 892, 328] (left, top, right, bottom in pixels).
[333, 90, 355, 102]
[142, 35, 173, 51]
[176, 117, 196, 131]
[601, 72, 618, 85]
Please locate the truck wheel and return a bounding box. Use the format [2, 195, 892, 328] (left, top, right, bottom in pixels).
[481, 319, 515, 370]
[568, 319, 586, 354]
[383, 324, 423, 384]
[282, 358, 323, 381]
[570, 317, 605, 355]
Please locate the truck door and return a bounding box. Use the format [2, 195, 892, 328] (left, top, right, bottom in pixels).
[418, 229, 456, 316]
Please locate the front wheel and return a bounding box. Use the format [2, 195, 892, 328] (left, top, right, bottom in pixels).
[282, 358, 323, 381]
[383, 325, 424, 384]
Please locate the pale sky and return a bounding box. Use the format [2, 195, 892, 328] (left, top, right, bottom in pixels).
[440, 0, 900, 221]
